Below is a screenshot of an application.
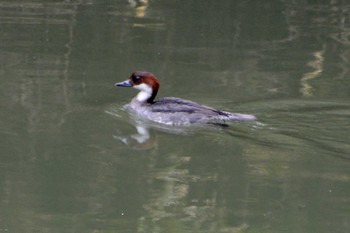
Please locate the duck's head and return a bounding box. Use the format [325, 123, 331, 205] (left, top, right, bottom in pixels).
[115, 71, 160, 104]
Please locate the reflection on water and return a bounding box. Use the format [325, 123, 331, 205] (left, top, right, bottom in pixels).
[128, 0, 149, 18]
[1, 1, 350, 233]
[300, 48, 325, 97]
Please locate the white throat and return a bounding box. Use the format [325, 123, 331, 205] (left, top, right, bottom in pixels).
[134, 83, 153, 103]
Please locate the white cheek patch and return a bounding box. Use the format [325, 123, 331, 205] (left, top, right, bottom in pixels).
[134, 83, 152, 93]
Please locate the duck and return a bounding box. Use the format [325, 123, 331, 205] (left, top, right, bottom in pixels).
[115, 71, 256, 126]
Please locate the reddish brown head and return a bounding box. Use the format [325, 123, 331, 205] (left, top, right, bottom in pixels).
[115, 71, 160, 104]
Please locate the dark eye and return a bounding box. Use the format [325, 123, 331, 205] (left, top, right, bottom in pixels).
[132, 75, 141, 83]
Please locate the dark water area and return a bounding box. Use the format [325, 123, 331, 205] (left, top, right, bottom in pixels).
[1, 1, 350, 232]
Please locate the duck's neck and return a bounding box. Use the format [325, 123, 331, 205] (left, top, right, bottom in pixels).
[134, 84, 158, 104]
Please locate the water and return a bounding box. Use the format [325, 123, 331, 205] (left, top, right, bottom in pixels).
[1, 1, 350, 232]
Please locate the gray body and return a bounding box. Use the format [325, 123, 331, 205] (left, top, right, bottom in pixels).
[127, 97, 256, 126]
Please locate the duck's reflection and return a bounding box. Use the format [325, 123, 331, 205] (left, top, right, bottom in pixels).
[109, 108, 222, 150]
[113, 124, 157, 150]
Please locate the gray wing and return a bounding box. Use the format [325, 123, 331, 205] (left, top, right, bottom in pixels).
[152, 97, 230, 116]
[150, 97, 255, 123]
